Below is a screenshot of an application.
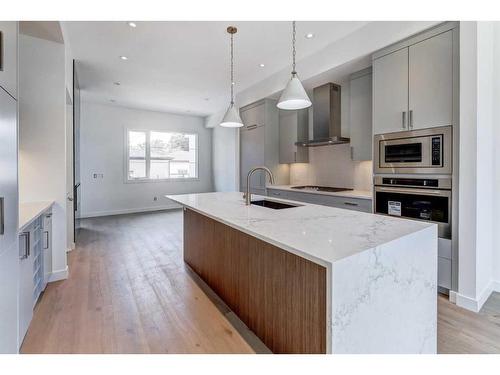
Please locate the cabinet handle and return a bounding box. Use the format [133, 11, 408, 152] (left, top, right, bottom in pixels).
[0, 197, 4, 235]
[246, 124, 258, 130]
[402, 111, 407, 129]
[294, 151, 297, 163]
[43, 231, 49, 249]
[344, 201, 359, 207]
[350, 146, 354, 160]
[409, 110, 413, 129]
[19, 231, 30, 259]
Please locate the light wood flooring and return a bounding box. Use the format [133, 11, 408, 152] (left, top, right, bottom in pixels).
[21, 209, 500, 354]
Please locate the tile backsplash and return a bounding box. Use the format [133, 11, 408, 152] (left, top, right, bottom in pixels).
[289, 143, 373, 191]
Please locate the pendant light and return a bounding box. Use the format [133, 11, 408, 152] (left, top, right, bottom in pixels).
[277, 21, 312, 110]
[220, 26, 244, 127]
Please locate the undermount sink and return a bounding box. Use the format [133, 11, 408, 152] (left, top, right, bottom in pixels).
[251, 199, 300, 210]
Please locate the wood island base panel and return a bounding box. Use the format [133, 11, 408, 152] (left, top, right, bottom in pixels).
[183, 208, 327, 354]
[170, 192, 438, 354]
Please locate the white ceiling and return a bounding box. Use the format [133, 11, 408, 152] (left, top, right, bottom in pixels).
[62, 21, 369, 117]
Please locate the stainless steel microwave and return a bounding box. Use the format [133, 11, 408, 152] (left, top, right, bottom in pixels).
[374, 126, 452, 175]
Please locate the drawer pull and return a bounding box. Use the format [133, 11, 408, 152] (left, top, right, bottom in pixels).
[343, 202, 359, 207]
[246, 124, 258, 130]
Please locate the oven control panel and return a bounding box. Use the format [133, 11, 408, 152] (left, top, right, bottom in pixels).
[431, 137, 442, 166]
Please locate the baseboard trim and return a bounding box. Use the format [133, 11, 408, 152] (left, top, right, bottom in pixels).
[49, 266, 69, 282]
[80, 205, 181, 218]
[449, 290, 457, 304]
[67, 242, 76, 253]
[454, 281, 496, 313]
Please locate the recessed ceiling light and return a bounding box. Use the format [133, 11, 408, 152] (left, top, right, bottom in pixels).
[127, 22, 137, 28]
[259, 63, 265, 68]
[120, 56, 128, 60]
[113, 82, 121, 86]
[305, 33, 315, 39]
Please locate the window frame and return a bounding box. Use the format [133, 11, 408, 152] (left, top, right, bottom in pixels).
[124, 128, 199, 183]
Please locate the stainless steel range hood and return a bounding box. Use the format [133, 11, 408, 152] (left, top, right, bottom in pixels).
[295, 82, 350, 147]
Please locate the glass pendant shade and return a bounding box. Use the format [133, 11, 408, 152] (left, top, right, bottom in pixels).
[220, 103, 243, 128]
[277, 74, 312, 110]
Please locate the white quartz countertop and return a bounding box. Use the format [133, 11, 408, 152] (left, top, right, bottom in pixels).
[267, 185, 373, 200]
[19, 201, 54, 230]
[166, 192, 433, 267]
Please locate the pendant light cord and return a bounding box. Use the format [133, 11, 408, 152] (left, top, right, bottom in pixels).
[292, 20, 297, 76]
[230, 32, 234, 105]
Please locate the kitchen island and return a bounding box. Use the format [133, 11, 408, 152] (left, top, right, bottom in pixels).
[166, 192, 438, 354]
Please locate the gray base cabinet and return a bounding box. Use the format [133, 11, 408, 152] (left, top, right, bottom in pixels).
[268, 188, 372, 213]
[18, 210, 52, 348]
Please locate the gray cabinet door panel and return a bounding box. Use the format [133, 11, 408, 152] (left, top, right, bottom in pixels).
[0, 22, 18, 99]
[240, 126, 265, 191]
[373, 48, 409, 135]
[409, 30, 453, 130]
[241, 102, 265, 128]
[279, 110, 297, 164]
[269, 189, 372, 213]
[349, 72, 372, 161]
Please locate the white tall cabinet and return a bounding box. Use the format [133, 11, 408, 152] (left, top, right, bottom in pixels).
[373, 28, 454, 134]
[0, 21, 19, 354]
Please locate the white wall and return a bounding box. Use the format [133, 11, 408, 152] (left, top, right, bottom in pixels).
[289, 146, 372, 191]
[212, 125, 238, 191]
[80, 102, 213, 217]
[493, 23, 500, 284]
[456, 21, 499, 312]
[19, 34, 68, 280]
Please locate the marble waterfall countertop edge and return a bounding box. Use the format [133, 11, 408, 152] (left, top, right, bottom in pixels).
[166, 192, 435, 267]
[267, 185, 373, 200]
[19, 201, 54, 230]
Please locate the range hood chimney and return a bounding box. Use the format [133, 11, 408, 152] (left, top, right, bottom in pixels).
[295, 82, 349, 147]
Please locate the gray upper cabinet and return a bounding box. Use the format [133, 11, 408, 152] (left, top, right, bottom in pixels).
[409, 30, 453, 130]
[349, 68, 372, 161]
[279, 109, 309, 164]
[239, 99, 289, 195]
[0, 22, 18, 99]
[373, 25, 455, 135]
[240, 123, 265, 193]
[373, 47, 408, 135]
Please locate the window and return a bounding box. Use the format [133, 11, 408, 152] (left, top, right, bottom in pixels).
[127, 130, 198, 181]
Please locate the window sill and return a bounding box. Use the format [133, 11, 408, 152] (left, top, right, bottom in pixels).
[125, 177, 200, 184]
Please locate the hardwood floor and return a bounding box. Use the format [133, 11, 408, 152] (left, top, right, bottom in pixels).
[21, 210, 254, 354]
[21, 209, 500, 354]
[438, 292, 500, 353]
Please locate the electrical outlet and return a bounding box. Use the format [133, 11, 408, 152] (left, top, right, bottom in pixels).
[92, 173, 104, 179]
[153, 196, 158, 201]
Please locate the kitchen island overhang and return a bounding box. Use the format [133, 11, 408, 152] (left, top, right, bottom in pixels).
[166, 192, 438, 354]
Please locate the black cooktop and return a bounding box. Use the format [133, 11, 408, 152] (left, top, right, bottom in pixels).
[291, 185, 353, 193]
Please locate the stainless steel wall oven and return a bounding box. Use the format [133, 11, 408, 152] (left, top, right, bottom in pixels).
[374, 176, 452, 239]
